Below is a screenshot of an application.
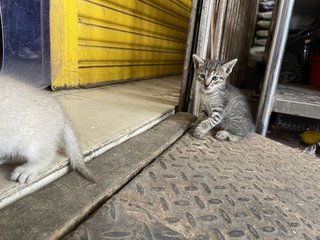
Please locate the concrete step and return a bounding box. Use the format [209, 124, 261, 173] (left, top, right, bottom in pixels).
[0, 113, 196, 240]
[0, 75, 181, 209]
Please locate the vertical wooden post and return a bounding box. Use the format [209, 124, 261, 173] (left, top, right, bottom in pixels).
[210, 0, 227, 60]
[210, 0, 258, 86]
[189, 0, 214, 116]
[180, 0, 258, 112]
[178, 0, 200, 112]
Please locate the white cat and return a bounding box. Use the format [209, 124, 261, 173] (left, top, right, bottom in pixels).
[0, 74, 95, 183]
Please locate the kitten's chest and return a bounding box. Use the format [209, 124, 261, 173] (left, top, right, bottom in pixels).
[200, 92, 223, 111]
[200, 94, 211, 109]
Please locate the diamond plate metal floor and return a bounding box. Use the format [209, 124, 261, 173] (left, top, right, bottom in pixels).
[65, 132, 320, 240]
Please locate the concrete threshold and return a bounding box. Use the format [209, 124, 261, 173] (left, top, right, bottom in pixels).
[0, 113, 196, 240]
[0, 75, 181, 209]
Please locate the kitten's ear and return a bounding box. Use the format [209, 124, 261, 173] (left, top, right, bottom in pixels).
[222, 59, 238, 75]
[192, 54, 204, 69]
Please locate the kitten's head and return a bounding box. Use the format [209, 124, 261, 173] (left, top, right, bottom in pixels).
[192, 54, 237, 91]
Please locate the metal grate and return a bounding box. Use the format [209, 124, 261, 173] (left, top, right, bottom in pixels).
[66, 133, 320, 239]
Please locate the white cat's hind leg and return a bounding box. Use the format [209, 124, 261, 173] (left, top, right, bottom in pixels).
[215, 130, 242, 142]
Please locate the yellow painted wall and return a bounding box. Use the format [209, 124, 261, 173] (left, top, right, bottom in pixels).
[50, 0, 191, 89]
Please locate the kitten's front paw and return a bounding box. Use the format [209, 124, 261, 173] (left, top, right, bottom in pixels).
[11, 165, 38, 184]
[215, 130, 229, 141]
[193, 127, 205, 139]
[189, 121, 196, 129]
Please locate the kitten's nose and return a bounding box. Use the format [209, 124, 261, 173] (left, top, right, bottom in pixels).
[204, 81, 210, 88]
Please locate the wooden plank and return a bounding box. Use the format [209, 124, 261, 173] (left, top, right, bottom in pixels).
[274, 84, 320, 120]
[178, 0, 200, 112]
[0, 113, 196, 240]
[221, 0, 239, 84]
[210, 0, 228, 60]
[189, 0, 214, 115]
[209, 0, 218, 59]
[210, 0, 258, 86]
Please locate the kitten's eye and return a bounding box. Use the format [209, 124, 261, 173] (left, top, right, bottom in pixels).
[199, 74, 205, 79]
[212, 76, 219, 81]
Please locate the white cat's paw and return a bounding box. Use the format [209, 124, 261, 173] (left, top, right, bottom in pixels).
[215, 130, 229, 141]
[11, 166, 38, 184]
[193, 127, 205, 139]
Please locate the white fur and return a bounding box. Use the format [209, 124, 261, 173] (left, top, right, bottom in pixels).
[0, 74, 94, 183]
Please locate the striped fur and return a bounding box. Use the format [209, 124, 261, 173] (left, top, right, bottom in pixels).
[192, 55, 255, 141]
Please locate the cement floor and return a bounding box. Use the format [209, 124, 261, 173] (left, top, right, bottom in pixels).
[0, 75, 181, 209]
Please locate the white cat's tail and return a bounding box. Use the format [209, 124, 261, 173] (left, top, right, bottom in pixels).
[62, 120, 96, 183]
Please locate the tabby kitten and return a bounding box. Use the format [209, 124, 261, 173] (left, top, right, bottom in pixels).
[192, 54, 255, 141]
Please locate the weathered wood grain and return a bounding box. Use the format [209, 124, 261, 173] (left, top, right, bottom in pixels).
[0, 113, 196, 240]
[211, 0, 258, 86]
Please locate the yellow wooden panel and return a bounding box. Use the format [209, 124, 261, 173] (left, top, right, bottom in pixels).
[79, 46, 184, 66]
[83, 0, 190, 31]
[51, 0, 191, 88]
[77, 0, 191, 85]
[78, 24, 186, 51]
[79, 64, 183, 85]
[50, 0, 79, 89]
[78, 1, 187, 42]
[172, 0, 192, 9]
[141, 0, 190, 19]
